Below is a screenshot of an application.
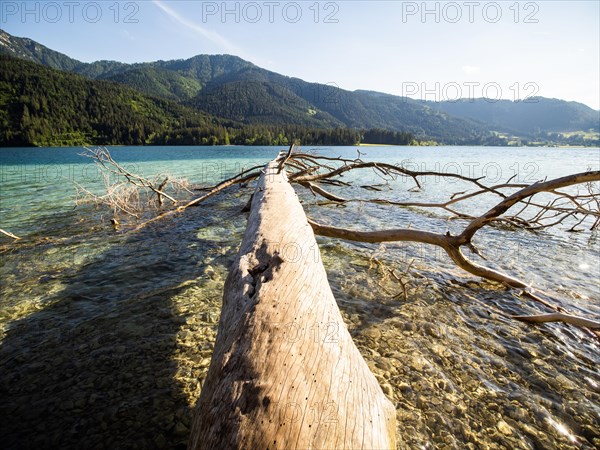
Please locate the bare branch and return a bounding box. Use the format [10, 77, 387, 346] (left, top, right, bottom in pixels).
[0, 228, 20, 240]
[156, 177, 169, 206]
[134, 170, 261, 231]
[288, 156, 504, 195]
[512, 313, 600, 329]
[443, 243, 529, 289]
[307, 218, 535, 292]
[82, 147, 178, 205]
[307, 218, 449, 247]
[458, 170, 600, 244]
[277, 143, 295, 174]
[299, 181, 347, 203]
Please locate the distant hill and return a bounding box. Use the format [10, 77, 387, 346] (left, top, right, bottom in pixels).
[1, 29, 598, 146]
[427, 98, 599, 135]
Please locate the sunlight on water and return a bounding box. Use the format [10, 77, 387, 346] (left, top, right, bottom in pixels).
[546, 418, 579, 444]
[1, 145, 599, 449]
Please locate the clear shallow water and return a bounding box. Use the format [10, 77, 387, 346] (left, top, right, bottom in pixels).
[0, 145, 599, 449]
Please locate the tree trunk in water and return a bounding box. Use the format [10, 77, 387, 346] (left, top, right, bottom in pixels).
[188, 158, 396, 450]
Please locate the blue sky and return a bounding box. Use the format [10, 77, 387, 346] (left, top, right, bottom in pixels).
[2, 1, 599, 109]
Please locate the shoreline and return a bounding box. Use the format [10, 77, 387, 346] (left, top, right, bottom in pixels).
[1, 143, 599, 150]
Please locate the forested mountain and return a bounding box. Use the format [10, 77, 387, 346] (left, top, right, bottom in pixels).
[330, 89, 492, 144]
[186, 66, 495, 144]
[104, 67, 203, 102]
[0, 55, 387, 147]
[0, 55, 223, 146]
[186, 67, 345, 128]
[1, 29, 598, 147]
[95, 55, 256, 101]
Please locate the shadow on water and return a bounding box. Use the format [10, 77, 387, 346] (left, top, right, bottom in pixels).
[0, 195, 247, 449]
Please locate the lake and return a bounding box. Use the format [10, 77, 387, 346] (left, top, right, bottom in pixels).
[1, 145, 599, 449]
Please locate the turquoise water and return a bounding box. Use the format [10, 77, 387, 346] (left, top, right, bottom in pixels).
[0, 145, 599, 449]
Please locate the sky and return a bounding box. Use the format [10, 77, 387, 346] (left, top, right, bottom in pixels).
[1, 0, 599, 109]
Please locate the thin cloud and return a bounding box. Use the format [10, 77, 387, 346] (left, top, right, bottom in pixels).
[152, 0, 240, 54]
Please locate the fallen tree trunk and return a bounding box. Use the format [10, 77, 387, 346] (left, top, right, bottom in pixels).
[189, 156, 396, 450]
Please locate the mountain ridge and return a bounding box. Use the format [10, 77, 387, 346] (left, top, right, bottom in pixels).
[1, 29, 598, 147]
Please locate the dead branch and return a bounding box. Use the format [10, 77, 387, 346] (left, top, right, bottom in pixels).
[156, 177, 169, 206]
[288, 154, 500, 194]
[309, 217, 600, 334]
[299, 181, 347, 202]
[304, 169, 600, 334]
[82, 147, 179, 205]
[76, 147, 195, 228]
[512, 313, 600, 329]
[276, 143, 295, 174]
[0, 228, 20, 240]
[77, 147, 260, 228]
[133, 169, 261, 231]
[457, 171, 600, 244]
[295, 168, 599, 231]
[74, 174, 142, 220]
[287, 154, 600, 235]
[308, 217, 449, 245]
[307, 218, 531, 291]
[388, 260, 414, 301]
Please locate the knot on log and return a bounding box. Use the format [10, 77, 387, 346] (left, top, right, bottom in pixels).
[247, 248, 284, 298]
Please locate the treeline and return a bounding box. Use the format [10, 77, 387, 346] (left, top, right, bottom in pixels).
[156, 125, 367, 146]
[540, 132, 600, 147]
[361, 128, 415, 145]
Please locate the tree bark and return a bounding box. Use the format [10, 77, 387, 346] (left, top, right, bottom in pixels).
[188, 158, 396, 450]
